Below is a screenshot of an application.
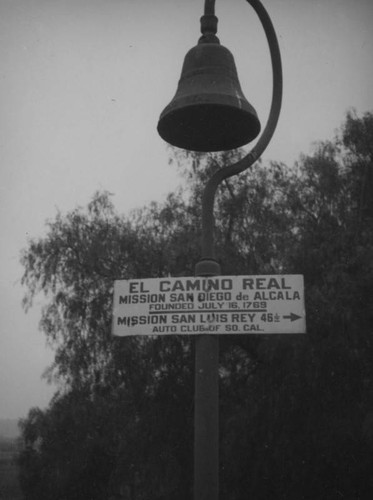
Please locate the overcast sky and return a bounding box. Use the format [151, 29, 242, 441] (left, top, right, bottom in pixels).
[1, 0, 372, 420]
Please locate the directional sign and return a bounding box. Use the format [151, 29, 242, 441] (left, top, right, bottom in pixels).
[112, 275, 306, 336]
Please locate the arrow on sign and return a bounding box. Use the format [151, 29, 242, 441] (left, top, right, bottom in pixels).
[283, 313, 302, 322]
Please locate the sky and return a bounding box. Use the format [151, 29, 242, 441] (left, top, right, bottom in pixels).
[0, 0, 372, 420]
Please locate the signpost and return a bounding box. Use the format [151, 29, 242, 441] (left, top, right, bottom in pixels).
[112, 274, 306, 336]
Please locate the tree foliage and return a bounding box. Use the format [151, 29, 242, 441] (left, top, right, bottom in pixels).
[18, 111, 373, 499]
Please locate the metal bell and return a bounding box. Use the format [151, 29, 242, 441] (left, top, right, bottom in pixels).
[157, 41, 261, 152]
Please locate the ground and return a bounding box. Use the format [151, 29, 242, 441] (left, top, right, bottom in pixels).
[0, 439, 22, 500]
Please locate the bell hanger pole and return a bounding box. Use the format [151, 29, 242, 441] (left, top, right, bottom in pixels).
[200, 0, 283, 260]
[194, 2, 282, 500]
[156, 0, 282, 498]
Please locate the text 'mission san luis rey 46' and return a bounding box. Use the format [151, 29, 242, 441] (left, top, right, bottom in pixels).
[112, 275, 306, 336]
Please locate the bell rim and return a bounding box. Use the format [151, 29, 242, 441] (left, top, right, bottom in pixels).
[157, 102, 261, 152]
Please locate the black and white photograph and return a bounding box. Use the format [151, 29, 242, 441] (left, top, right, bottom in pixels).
[1, 1, 372, 498]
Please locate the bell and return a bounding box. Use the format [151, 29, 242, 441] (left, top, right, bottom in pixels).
[157, 41, 261, 152]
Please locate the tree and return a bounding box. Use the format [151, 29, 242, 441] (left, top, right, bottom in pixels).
[218, 111, 373, 499]
[19, 192, 197, 499]
[18, 111, 373, 499]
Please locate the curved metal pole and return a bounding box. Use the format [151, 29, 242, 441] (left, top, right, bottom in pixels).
[201, 0, 283, 259]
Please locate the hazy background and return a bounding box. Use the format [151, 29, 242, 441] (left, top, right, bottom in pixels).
[1, 0, 372, 420]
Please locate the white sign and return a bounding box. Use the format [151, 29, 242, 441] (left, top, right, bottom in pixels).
[112, 275, 306, 336]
